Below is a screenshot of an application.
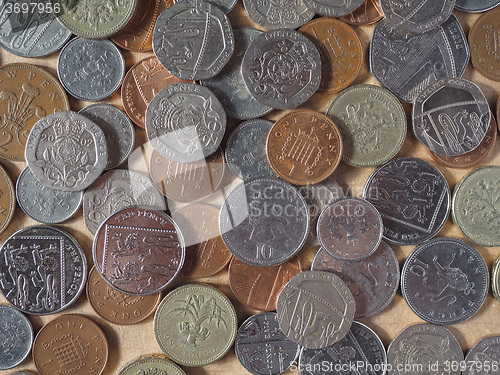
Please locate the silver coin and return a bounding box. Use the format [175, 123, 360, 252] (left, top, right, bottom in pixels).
[276, 270, 355, 349]
[413, 77, 490, 157]
[455, 0, 500, 11]
[145, 82, 226, 163]
[242, 0, 314, 29]
[25, 110, 108, 192]
[302, 0, 366, 17]
[0, 225, 87, 315]
[463, 336, 500, 374]
[83, 169, 167, 235]
[79, 104, 135, 170]
[241, 28, 321, 109]
[370, 14, 470, 103]
[153, 0, 234, 80]
[219, 178, 309, 267]
[205, 0, 238, 13]
[200, 28, 272, 120]
[0, 305, 33, 370]
[16, 166, 83, 224]
[57, 37, 125, 101]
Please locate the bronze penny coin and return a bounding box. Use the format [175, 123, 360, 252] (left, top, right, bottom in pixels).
[299, 18, 363, 93]
[0, 163, 14, 235]
[149, 147, 225, 203]
[172, 204, 232, 278]
[267, 110, 342, 186]
[0, 63, 69, 161]
[93, 206, 185, 295]
[86, 266, 161, 325]
[32, 314, 109, 375]
[228, 255, 302, 311]
[470, 7, 500, 81]
[340, 0, 384, 25]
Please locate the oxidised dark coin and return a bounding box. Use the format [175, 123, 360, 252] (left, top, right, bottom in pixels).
[0, 305, 33, 370]
[463, 336, 500, 374]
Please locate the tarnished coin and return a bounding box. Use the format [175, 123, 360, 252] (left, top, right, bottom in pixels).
[0, 63, 69, 161]
[16, 167, 83, 224]
[302, 0, 365, 17]
[463, 336, 500, 375]
[276, 271, 355, 349]
[299, 18, 363, 93]
[455, 0, 500, 12]
[470, 7, 500, 81]
[242, 0, 314, 29]
[493, 258, 500, 302]
[153, 0, 234, 80]
[312, 241, 399, 318]
[33, 314, 108, 375]
[370, 15, 469, 103]
[86, 266, 161, 325]
[25, 110, 108, 192]
[326, 84, 406, 167]
[93, 206, 185, 295]
[118, 355, 186, 375]
[57, 37, 125, 101]
[145, 82, 226, 163]
[0, 225, 87, 315]
[402, 237, 488, 325]
[266, 110, 343, 185]
[340, 0, 384, 26]
[364, 157, 450, 246]
[0, 163, 14, 234]
[0, 305, 33, 370]
[219, 178, 309, 267]
[236, 312, 300, 375]
[228, 256, 302, 311]
[154, 283, 237, 367]
[387, 324, 463, 375]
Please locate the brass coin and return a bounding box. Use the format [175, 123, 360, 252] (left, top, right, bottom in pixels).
[118, 355, 186, 375]
[266, 110, 343, 185]
[340, 0, 384, 26]
[492, 258, 500, 302]
[0, 163, 14, 235]
[470, 7, 500, 81]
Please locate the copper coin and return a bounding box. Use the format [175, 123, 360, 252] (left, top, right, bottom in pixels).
[33, 314, 108, 375]
[172, 203, 232, 278]
[470, 7, 500, 81]
[149, 147, 225, 202]
[300, 18, 363, 93]
[121, 56, 192, 128]
[86, 266, 161, 325]
[340, 0, 384, 25]
[93, 206, 185, 295]
[266, 110, 343, 186]
[228, 255, 302, 311]
[0, 63, 69, 161]
[0, 163, 14, 235]
[111, 0, 174, 52]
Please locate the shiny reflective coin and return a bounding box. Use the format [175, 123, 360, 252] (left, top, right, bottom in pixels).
[154, 283, 237, 367]
[145, 83, 226, 163]
[0, 225, 87, 315]
[492, 258, 500, 302]
[0, 305, 33, 370]
[326, 84, 406, 167]
[57, 37, 125, 101]
[470, 8, 500, 81]
[242, 0, 314, 29]
[312, 241, 399, 318]
[205, 0, 238, 13]
[25, 110, 108, 192]
[363, 157, 450, 246]
[118, 355, 186, 375]
[16, 167, 83, 224]
[242, 29, 321, 109]
[220, 178, 309, 266]
[0, 163, 14, 234]
[9, 372, 36, 375]
[229, 256, 302, 311]
[236, 312, 300, 375]
[455, 0, 500, 12]
[340, 0, 384, 25]
[302, 0, 365, 17]
[153, 0, 234, 80]
[93, 206, 184, 295]
[413, 78, 490, 157]
[276, 270, 355, 349]
[370, 15, 469, 103]
[463, 336, 500, 375]
[402, 237, 488, 325]
[200, 28, 272, 120]
[266, 110, 343, 185]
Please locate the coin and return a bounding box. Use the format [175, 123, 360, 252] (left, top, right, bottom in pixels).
[57, 37, 125, 101]
[219, 178, 309, 267]
[463, 336, 500, 375]
[276, 270, 355, 349]
[469, 7, 500, 81]
[0, 163, 14, 234]
[242, 29, 321, 109]
[363, 157, 450, 246]
[0, 305, 33, 370]
[455, 0, 500, 12]
[86, 266, 161, 325]
[302, 0, 365, 17]
[0, 63, 69, 161]
[117, 355, 186, 375]
[235, 312, 300, 375]
[340, 0, 384, 26]
[326, 84, 406, 167]
[312, 241, 399, 318]
[25, 110, 108, 192]
[493, 258, 500, 302]
[242, 0, 314, 29]
[32, 314, 109, 375]
[299, 18, 363, 93]
[266, 110, 343, 185]
[9, 372, 37, 375]
[0, 225, 87, 315]
[205, 0, 238, 13]
[153, 0, 234, 80]
[154, 283, 237, 367]
[228, 256, 302, 311]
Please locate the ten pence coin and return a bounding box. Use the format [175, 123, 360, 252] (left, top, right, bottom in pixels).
[117, 355, 186, 375]
[0, 163, 14, 234]
[455, 0, 500, 12]
[340, 0, 384, 26]
[0, 305, 33, 370]
[469, 7, 500, 81]
[302, 0, 365, 17]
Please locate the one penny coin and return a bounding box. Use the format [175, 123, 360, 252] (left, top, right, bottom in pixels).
[0, 163, 14, 235]
[470, 7, 500, 81]
[340, 0, 384, 26]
